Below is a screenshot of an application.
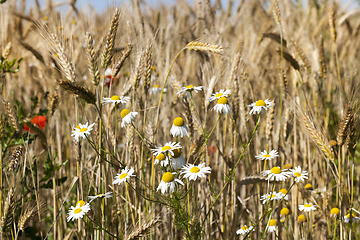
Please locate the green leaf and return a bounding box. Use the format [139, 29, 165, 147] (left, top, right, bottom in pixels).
[30, 97, 38, 111]
[40, 177, 67, 189]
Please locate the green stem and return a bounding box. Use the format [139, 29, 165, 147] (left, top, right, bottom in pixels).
[193, 114, 221, 165]
[202, 114, 261, 228]
[85, 215, 117, 238]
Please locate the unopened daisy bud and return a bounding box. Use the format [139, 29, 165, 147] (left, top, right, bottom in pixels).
[120, 109, 138, 127]
[297, 214, 307, 223]
[280, 207, 290, 216]
[330, 207, 340, 217]
[170, 117, 189, 138]
[305, 183, 313, 190]
[212, 97, 231, 114]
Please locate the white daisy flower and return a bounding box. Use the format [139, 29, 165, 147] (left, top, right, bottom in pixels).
[267, 219, 277, 233]
[170, 117, 189, 138]
[103, 68, 115, 87]
[236, 225, 254, 235]
[310, 187, 326, 195]
[330, 208, 340, 218]
[276, 189, 289, 201]
[113, 167, 135, 185]
[120, 109, 138, 127]
[154, 153, 170, 167]
[209, 89, 231, 102]
[157, 172, 184, 194]
[66, 200, 91, 222]
[289, 166, 308, 182]
[71, 122, 95, 142]
[261, 167, 290, 181]
[177, 85, 204, 97]
[105, 68, 112, 78]
[151, 142, 182, 157]
[212, 97, 231, 114]
[181, 163, 211, 181]
[255, 150, 279, 161]
[298, 203, 316, 212]
[344, 213, 360, 223]
[102, 95, 130, 106]
[260, 192, 279, 204]
[248, 99, 274, 115]
[88, 192, 113, 203]
[149, 84, 166, 95]
[170, 148, 185, 170]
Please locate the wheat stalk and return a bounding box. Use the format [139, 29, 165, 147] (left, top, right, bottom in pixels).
[125, 217, 160, 240]
[85, 32, 100, 86]
[112, 43, 133, 78]
[186, 41, 223, 54]
[56, 79, 96, 104]
[2, 99, 21, 133]
[0, 188, 15, 236]
[49, 93, 59, 115]
[337, 102, 354, 147]
[101, 8, 120, 69]
[7, 146, 23, 172]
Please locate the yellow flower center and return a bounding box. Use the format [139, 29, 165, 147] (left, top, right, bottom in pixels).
[268, 194, 276, 199]
[172, 148, 182, 158]
[217, 97, 228, 104]
[74, 208, 82, 214]
[330, 208, 340, 215]
[121, 109, 131, 118]
[304, 204, 311, 208]
[97, 194, 102, 197]
[263, 154, 271, 158]
[162, 172, 174, 183]
[186, 85, 194, 89]
[305, 183, 313, 189]
[298, 215, 307, 223]
[156, 153, 166, 161]
[270, 167, 281, 174]
[76, 200, 85, 207]
[111, 95, 121, 101]
[162, 146, 171, 151]
[190, 167, 200, 173]
[119, 173, 128, 179]
[280, 208, 290, 215]
[154, 84, 159, 88]
[76, 125, 80, 129]
[173, 117, 184, 127]
[215, 93, 223, 98]
[284, 164, 293, 169]
[279, 189, 288, 194]
[79, 128, 87, 132]
[294, 172, 301, 177]
[346, 213, 355, 218]
[269, 219, 277, 226]
[255, 100, 266, 106]
[241, 226, 249, 230]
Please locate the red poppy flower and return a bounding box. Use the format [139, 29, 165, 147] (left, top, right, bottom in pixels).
[105, 76, 115, 87]
[23, 115, 47, 132]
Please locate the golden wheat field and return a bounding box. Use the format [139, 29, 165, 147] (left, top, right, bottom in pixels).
[1, 0, 360, 239]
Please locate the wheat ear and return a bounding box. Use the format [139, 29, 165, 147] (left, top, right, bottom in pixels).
[2, 42, 12, 59]
[337, 102, 354, 147]
[186, 41, 223, 54]
[7, 146, 23, 172]
[143, 45, 152, 93]
[112, 43, 133, 78]
[56, 79, 96, 104]
[101, 8, 120, 69]
[125, 217, 160, 240]
[0, 188, 15, 235]
[2, 99, 21, 133]
[85, 32, 100, 86]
